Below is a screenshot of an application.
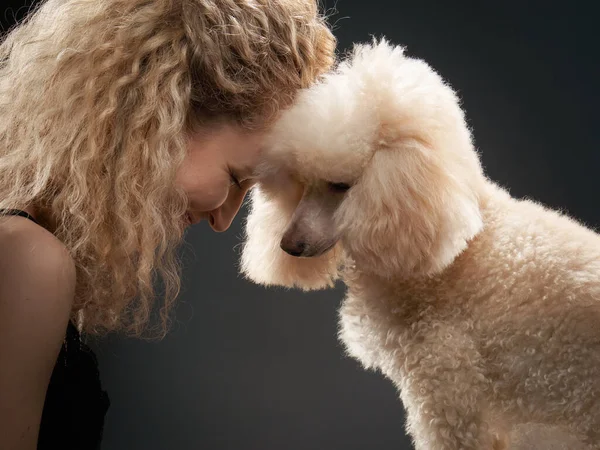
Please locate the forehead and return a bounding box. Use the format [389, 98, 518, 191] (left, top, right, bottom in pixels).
[191, 124, 266, 172]
[228, 129, 266, 174]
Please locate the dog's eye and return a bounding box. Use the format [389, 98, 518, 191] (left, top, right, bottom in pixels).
[327, 182, 351, 193]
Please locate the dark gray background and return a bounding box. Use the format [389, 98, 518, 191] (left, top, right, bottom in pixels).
[3, 1, 599, 449]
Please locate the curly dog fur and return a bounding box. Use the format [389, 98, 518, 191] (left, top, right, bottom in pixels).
[240, 40, 600, 449]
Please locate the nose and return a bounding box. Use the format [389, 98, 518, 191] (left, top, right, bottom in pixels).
[280, 238, 307, 257]
[208, 182, 252, 232]
[208, 211, 227, 232]
[209, 206, 237, 232]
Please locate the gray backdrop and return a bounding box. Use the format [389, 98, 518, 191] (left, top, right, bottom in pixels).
[3, 1, 599, 449]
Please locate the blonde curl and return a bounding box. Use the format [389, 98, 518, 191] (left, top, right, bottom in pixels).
[0, 0, 336, 337]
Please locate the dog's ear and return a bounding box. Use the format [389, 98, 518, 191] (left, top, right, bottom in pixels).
[336, 131, 484, 279]
[240, 173, 340, 290]
[332, 41, 486, 278]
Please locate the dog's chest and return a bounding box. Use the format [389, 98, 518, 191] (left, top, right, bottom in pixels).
[337, 282, 432, 375]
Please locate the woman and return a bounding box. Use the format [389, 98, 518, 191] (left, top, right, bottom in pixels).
[0, 0, 336, 448]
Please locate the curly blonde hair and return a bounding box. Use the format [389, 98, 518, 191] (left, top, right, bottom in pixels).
[0, 0, 336, 336]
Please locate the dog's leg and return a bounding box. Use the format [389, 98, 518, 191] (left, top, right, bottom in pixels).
[390, 326, 503, 450]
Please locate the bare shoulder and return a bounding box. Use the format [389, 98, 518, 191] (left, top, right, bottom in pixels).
[0, 216, 76, 305]
[0, 216, 76, 449]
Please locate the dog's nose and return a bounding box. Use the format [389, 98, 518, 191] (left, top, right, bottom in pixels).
[280, 239, 306, 257]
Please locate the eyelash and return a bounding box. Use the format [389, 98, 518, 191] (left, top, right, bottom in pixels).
[229, 169, 242, 189]
[327, 181, 351, 193]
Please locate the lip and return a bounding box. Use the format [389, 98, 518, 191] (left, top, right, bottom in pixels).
[185, 211, 205, 225]
[284, 239, 338, 258]
[308, 240, 338, 258]
[186, 211, 202, 226]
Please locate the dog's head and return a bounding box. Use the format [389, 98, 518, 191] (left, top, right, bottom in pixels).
[241, 39, 486, 289]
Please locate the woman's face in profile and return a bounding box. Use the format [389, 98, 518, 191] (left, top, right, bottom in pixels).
[175, 124, 266, 232]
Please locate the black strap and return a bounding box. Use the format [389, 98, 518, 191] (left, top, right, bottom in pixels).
[0, 209, 39, 225]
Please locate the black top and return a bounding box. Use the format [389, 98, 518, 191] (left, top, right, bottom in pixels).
[0, 209, 110, 449]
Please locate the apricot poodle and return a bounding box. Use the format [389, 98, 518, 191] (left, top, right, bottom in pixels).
[240, 40, 600, 449]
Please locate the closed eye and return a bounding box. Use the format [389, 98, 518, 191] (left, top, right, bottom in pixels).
[228, 168, 242, 189]
[327, 181, 351, 193]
